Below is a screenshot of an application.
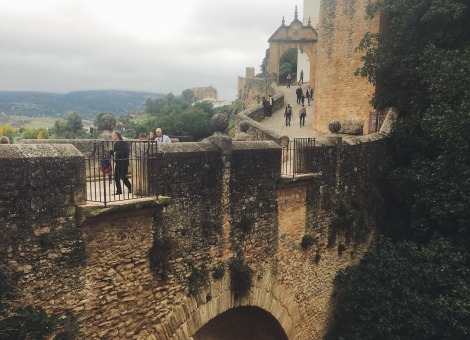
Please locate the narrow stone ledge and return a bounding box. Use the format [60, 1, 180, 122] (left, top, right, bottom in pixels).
[280, 173, 321, 184]
[76, 196, 171, 226]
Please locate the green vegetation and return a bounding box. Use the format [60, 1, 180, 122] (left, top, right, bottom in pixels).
[327, 1, 470, 338]
[1, 258, 79, 339]
[53, 111, 83, 139]
[212, 263, 225, 280]
[279, 48, 298, 84]
[148, 235, 176, 280]
[94, 112, 117, 132]
[326, 238, 469, 340]
[188, 266, 208, 296]
[300, 234, 315, 250]
[0, 124, 18, 142]
[229, 256, 254, 299]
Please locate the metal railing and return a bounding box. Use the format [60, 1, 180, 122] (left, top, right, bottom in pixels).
[86, 141, 157, 206]
[281, 138, 316, 176]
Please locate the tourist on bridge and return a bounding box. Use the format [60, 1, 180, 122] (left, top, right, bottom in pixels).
[110, 130, 132, 195]
[262, 97, 269, 117]
[296, 85, 303, 105]
[286, 73, 292, 88]
[299, 104, 306, 127]
[298, 69, 304, 84]
[155, 128, 172, 143]
[268, 95, 274, 117]
[284, 104, 293, 126]
[306, 85, 313, 106]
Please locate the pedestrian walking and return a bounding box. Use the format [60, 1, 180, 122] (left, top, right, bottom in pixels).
[284, 104, 292, 126]
[299, 105, 306, 127]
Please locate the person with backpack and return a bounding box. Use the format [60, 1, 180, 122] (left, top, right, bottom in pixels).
[284, 104, 293, 126]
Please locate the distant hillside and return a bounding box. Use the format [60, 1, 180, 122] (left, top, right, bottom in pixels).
[0, 90, 164, 119]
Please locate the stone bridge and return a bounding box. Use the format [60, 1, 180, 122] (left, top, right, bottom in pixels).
[0, 122, 390, 339]
[0, 0, 391, 338]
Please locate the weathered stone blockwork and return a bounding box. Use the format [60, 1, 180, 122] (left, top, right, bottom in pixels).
[0, 144, 86, 316]
[314, 0, 380, 133]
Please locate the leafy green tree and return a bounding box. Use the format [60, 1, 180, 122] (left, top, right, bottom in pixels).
[21, 128, 49, 139]
[326, 238, 469, 340]
[0, 124, 18, 143]
[65, 111, 83, 133]
[94, 112, 117, 131]
[181, 89, 195, 103]
[356, 0, 470, 242]
[279, 48, 298, 84]
[142, 92, 215, 140]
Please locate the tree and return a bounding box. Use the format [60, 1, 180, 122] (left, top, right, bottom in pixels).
[279, 48, 298, 84]
[95, 112, 117, 131]
[181, 89, 195, 103]
[65, 111, 83, 133]
[0, 124, 18, 143]
[21, 128, 49, 139]
[326, 238, 469, 340]
[356, 0, 470, 242]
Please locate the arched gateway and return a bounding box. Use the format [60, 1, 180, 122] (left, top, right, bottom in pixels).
[267, 7, 318, 85]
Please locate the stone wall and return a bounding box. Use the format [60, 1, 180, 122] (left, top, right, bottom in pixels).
[0, 144, 86, 316]
[276, 133, 389, 338]
[313, 0, 381, 133]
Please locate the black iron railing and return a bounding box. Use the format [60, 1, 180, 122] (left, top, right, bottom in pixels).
[86, 141, 157, 206]
[281, 138, 316, 176]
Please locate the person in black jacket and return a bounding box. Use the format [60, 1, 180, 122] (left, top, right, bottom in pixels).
[110, 130, 131, 195]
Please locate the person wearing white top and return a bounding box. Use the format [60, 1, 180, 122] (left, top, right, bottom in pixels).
[155, 128, 172, 143]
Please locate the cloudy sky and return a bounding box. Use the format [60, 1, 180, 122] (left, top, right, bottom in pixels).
[0, 0, 319, 102]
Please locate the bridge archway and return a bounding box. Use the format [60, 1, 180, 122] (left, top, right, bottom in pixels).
[193, 306, 288, 339]
[160, 277, 301, 339]
[267, 9, 318, 86]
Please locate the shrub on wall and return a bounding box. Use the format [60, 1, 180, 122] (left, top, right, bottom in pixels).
[237, 216, 254, 233]
[229, 257, 254, 299]
[328, 197, 373, 248]
[188, 266, 208, 296]
[149, 235, 176, 280]
[301, 234, 316, 250]
[212, 263, 225, 280]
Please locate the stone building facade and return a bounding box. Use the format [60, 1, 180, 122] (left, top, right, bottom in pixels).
[192, 85, 218, 101]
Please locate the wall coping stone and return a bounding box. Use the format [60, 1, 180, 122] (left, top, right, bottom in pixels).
[280, 173, 322, 184]
[0, 143, 83, 158]
[76, 196, 170, 226]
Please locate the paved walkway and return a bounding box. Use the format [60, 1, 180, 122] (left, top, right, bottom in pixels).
[263, 83, 327, 139]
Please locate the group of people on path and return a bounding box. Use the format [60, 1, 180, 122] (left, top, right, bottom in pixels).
[262, 95, 275, 117]
[284, 103, 307, 127]
[295, 84, 314, 106]
[109, 127, 171, 196]
[286, 69, 304, 88]
[142, 128, 172, 143]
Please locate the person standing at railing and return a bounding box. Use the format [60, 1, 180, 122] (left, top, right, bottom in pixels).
[155, 128, 172, 143]
[110, 130, 132, 195]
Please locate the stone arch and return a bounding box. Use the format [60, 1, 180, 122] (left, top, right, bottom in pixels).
[267, 10, 318, 86]
[157, 276, 302, 339]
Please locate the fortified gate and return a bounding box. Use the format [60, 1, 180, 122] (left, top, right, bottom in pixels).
[267, 6, 318, 86]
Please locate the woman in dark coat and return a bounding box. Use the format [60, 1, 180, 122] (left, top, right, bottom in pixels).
[111, 130, 131, 195]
